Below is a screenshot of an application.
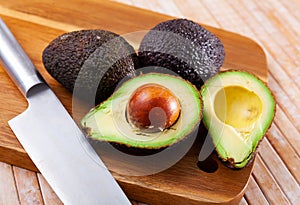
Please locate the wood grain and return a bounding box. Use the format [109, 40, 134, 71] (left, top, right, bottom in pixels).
[238, 198, 248, 205]
[0, 0, 299, 204]
[244, 176, 269, 205]
[13, 167, 44, 205]
[252, 155, 290, 204]
[0, 1, 269, 204]
[266, 124, 300, 184]
[0, 162, 19, 205]
[258, 138, 300, 203]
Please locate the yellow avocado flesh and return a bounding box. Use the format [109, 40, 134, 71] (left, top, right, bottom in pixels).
[214, 86, 263, 134]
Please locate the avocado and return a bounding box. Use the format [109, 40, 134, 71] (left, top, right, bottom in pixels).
[81, 72, 202, 150]
[42, 30, 138, 104]
[200, 71, 275, 168]
[138, 18, 225, 88]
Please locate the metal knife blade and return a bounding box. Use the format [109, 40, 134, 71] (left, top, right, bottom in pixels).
[0, 18, 131, 205]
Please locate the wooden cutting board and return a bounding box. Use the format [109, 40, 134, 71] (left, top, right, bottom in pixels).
[0, 1, 268, 204]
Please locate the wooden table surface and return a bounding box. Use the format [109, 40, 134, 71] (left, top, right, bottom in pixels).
[0, 0, 299, 204]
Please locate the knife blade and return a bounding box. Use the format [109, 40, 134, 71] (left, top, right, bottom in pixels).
[0, 18, 131, 205]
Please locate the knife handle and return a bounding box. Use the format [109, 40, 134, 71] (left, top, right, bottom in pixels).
[0, 18, 44, 97]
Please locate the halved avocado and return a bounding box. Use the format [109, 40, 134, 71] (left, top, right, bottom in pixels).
[81, 73, 202, 150]
[200, 71, 275, 168]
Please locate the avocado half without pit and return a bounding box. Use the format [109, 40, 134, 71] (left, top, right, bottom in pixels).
[200, 71, 275, 168]
[81, 73, 202, 151]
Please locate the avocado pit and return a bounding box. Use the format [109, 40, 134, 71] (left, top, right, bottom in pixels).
[126, 83, 181, 132]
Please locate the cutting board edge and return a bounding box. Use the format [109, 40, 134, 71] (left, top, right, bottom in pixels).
[116, 156, 255, 205]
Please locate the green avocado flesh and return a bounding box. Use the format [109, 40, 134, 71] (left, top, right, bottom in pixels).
[81, 73, 202, 149]
[201, 71, 275, 168]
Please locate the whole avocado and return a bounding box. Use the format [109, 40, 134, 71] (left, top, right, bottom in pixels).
[42, 30, 138, 105]
[138, 19, 225, 88]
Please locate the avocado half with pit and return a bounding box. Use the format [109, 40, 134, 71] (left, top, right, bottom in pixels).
[200, 71, 275, 168]
[81, 73, 202, 150]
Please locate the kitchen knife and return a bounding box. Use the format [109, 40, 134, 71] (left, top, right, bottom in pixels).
[0, 18, 131, 205]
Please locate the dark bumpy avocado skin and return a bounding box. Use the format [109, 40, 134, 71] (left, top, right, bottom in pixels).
[42, 30, 138, 105]
[138, 19, 225, 88]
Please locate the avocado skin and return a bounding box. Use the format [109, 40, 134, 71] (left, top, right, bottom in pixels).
[42, 30, 138, 105]
[138, 19, 225, 88]
[85, 130, 194, 156]
[110, 142, 166, 156]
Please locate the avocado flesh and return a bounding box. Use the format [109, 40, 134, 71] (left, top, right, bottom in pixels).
[81, 73, 202, 149]
[201, 71, 275, 168]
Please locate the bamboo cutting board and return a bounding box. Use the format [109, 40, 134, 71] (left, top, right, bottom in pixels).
[0, 1, 268, 204]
